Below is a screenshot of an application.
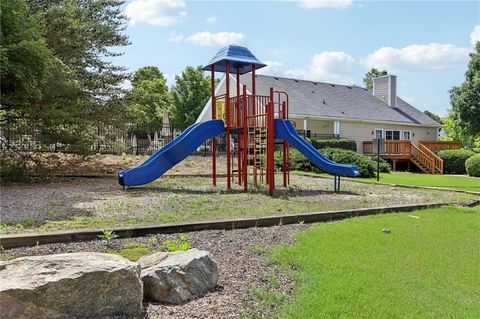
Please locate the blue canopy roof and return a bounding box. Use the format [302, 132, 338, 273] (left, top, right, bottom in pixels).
[203, 45, 267, 74]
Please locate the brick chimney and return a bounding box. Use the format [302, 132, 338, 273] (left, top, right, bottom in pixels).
[372, 75, 397, 107]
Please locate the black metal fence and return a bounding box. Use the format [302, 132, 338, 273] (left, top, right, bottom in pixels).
[0, 120, 185, 155]
[296, 130, 340, 139]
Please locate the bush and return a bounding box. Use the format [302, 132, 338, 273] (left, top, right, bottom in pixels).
[0, 151, 54, 182]
[437, 149, 476, 174]
[465, 154, 480, 177]
[275, 149, 321, 173]
[275, 147, 390, 178]
[321, 148, 390, 178]
[311, 138, 357, 151]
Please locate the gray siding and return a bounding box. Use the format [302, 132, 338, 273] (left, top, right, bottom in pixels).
[373, 77, 389, 105]
[389, 76, 397, 107]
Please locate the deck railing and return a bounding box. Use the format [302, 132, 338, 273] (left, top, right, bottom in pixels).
[419, 140, 460, 153]
[363, 140, 412, 155]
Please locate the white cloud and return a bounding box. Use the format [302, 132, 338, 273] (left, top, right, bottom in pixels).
[285, 51, 355, 84]
[185, 31, 244, 47]
[362, 43, 470, 72]
[125, 0, 186, 26]
[168, 32, 184, 42]
[299, 0, 352, 9]
[257, 61, 285, 76]
[470, 25, 480, 46]
[206, 15, 217, 24]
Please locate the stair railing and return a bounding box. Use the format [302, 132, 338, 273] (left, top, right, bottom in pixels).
[410, 143, 435, 173]
[419, 144, 443, 174]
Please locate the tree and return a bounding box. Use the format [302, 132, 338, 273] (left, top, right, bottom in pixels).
[171, 66, 210, 130]
[127, 66, 171, 128]
[0, 0, 54, 112]
[1, 0, 130, 152]
[363, 68, 388, 90]
[449, 42, 480, 137]
[423, 110, 442, 124]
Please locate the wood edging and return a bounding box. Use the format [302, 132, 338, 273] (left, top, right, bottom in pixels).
[2, 202, 474, 249]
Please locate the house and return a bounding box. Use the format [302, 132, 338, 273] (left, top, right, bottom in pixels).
[197, 73, 457, 173]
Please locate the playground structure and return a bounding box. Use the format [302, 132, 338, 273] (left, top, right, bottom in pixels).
[205, 45, 290, 195]
[118, 46, 359, 194]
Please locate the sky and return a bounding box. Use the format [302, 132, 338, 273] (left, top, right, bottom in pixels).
[115, 0, 480, 117]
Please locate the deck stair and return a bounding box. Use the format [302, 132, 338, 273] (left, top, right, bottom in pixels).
[363, 140, 453, 174]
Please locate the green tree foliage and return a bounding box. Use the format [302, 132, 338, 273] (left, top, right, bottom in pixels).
[171, 66, 210, 130]
[363, 68, 387, 90]
[449, 42, 480, 137]
[127, 66, 171, 127]
[0, 0, 53, 111]
[423, 110, 442, 124]
[1, 0, 129, 152]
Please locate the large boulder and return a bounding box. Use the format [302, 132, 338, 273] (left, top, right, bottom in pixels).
[0, 252, 143, 319]
[138, 248, 218, 304]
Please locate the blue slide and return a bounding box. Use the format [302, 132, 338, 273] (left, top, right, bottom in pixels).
[118, 120, 225, 187]
[275, 119, 359, 177]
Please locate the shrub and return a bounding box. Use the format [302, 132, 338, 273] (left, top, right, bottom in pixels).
[437, 149, 476, 174]
[0, 151, 54, 182]
[275, 148, 390, 178]
[465, 154, 480, 177]
[311, 138, 357, 151]
[321, 148, 390, 178]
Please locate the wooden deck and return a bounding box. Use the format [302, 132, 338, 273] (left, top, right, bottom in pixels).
[362, 140, 460, 174]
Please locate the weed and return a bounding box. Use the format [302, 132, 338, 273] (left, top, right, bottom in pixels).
[20, 218, 37, 228]
[162, 234, 190, 252]
[98, 229, 118, 249]
[108, 242, 153, 261]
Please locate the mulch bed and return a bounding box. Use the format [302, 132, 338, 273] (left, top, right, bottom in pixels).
[1, 223, 309, 319]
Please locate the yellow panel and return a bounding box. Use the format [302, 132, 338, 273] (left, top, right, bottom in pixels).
[216, 100, 225, 120]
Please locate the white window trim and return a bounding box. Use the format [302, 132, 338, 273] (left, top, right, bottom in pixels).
[334, 121, 340, 135]
[385, 129, 401, 140]
[402, 130, 411, 140]
[374, 128, 383, 139]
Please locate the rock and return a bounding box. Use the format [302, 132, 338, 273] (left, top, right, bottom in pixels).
[138, 248, 219, 304]
[0, 252, 143, 319]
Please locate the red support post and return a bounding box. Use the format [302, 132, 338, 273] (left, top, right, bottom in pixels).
[252, 65, 256, 115]
[226, 61, 231, 190]
[211, 65, 216, 187]
[243, 85, 248, 192]
[237, 68, 241, 185]
[282, 101, 288, 187]
[267, 87, 275, 195]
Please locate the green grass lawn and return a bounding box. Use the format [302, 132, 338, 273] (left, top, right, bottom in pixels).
[270, 206, 480, 318]
[294, 171, 480, 193]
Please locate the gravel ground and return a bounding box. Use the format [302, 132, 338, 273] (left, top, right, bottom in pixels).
[1, 224, 309, 319]
[1, 155, 477, 230]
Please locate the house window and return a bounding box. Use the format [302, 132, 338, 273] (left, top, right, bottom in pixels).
[403, 131, 411, 140]
[374, 129, 383, 138]
[385, 130, 400, 140]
